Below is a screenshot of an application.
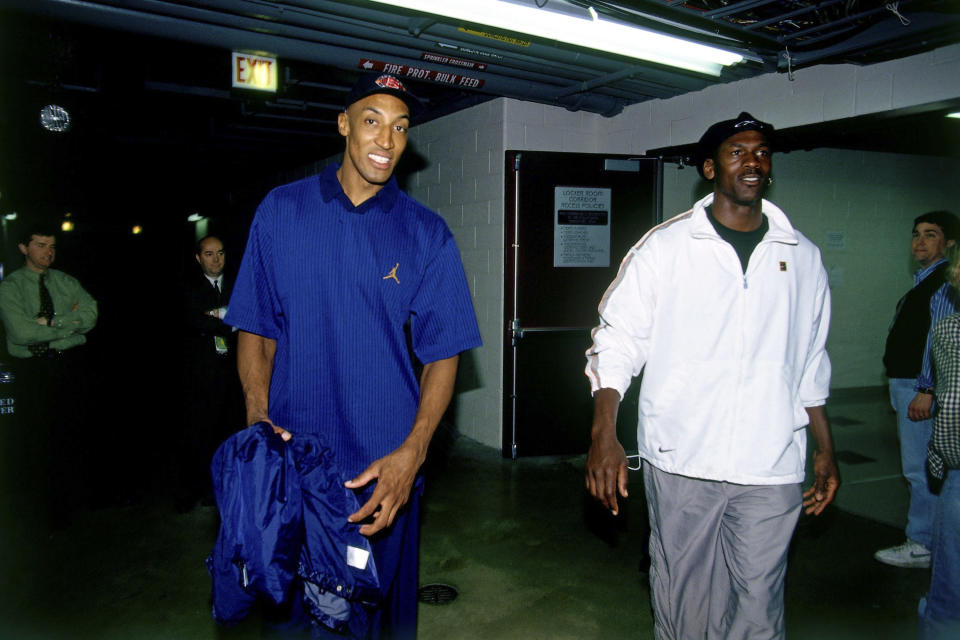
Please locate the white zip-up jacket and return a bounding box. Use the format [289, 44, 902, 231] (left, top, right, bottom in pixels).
[586, 194, 831, 485]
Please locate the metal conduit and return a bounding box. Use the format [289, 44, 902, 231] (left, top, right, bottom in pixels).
[780, 12, 958, 67]
[778, 4, 894, 43]
[17, 0, 738, 113]
[222, 0, 724, 98]
[743, 0, 846, 32]
[703, 0, 783, 20]
[570, 0, 781, 52]
[14, 0, 636, 115]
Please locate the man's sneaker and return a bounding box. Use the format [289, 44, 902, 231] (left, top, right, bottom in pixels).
[874, 539, 932, 568]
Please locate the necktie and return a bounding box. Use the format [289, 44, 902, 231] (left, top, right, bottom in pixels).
[29, 274, 55, 356]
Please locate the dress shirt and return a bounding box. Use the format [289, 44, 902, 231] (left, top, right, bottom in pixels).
[917, 258, 957, 391]
[931, 313, 960, 481]
[0, 266, 98, 358]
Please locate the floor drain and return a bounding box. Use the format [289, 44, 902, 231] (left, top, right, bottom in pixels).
[418, 583, 458, 605]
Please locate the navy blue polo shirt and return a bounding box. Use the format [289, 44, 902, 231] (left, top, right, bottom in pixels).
[226, 164, 481, 478]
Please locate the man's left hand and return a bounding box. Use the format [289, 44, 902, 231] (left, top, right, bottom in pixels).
[801, 449, 840, 515]
[345, 445, 420, 536]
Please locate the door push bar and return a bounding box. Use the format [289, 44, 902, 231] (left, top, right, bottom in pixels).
[510, 320, 592, 345]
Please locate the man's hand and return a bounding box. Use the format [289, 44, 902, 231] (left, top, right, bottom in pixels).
[586, 433, 629, 515]
[345, 444, 420, 536]
[585, 387, 628, 516]
[802, 405, 840, 515]
[35, 316, 47, 326]
[908, 392, 933, 421]
[801, 448, 840, 515]
[342, 355, 459, 536]
[265, 419, 291, 442]
[238, 331, 276, 431]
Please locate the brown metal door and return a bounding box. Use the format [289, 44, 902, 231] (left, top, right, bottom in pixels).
[504, 151, 660, 457]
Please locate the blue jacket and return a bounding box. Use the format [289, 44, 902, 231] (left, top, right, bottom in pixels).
[207, 422, 381, 636]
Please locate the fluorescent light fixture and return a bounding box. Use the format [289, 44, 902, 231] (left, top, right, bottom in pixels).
[948, 112, 960, 119]
[365, 0, 743, 75]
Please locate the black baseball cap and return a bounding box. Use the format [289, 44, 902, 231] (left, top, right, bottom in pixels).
[696, 112, 775, 178]
[345, 73, 423, 119]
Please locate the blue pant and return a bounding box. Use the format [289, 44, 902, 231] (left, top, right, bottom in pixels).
[890, 378, 936, 548]
[919, 471, 960, 638]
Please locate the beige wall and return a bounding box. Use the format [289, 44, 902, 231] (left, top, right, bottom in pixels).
[662, 149, 960, 389]
[381, 44, 960, 449]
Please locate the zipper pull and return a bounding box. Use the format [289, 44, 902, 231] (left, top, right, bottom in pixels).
[743, 276, 748, 289]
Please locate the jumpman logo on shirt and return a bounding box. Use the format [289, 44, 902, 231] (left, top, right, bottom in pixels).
[383, 263, 400, 284]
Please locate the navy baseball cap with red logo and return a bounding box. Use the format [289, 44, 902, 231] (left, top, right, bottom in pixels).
[345, 73, 423, 119]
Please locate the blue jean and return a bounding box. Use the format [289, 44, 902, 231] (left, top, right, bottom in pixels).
[919, 471, 960, 639]
[890, 378, 936, 548]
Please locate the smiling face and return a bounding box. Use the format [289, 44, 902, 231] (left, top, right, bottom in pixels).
[912, 222, 953, 267]
[702, 130, 772, 209]
[336, 92, 409, 203]
[19, 234, 56, 273]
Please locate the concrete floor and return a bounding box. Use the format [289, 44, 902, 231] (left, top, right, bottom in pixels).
[0, 387, 933, 639]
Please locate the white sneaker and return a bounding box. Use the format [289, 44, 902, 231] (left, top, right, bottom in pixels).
[874, 539, 932, 568]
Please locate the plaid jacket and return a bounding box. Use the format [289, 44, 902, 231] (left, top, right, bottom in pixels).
[930, 313, 960, 482]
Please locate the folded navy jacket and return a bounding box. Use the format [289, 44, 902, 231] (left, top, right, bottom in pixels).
[207, 422, 381, 636]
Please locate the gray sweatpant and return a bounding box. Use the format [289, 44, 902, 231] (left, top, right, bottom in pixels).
[643, 462, 802, 640]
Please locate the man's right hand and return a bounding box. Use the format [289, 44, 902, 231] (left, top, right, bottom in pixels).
[585, 433, 629, 515]
[908, 392, 934, 421]
[250, 415, 291, 441]
[585, 387, 628, 516]
[270, 423, 292, 441]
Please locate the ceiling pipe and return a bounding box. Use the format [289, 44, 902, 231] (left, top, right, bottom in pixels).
[154, 1, 733, 95]
[778, 4, 892, 43]
[743, 0, 847, 32]
[778, 12, 960, 69]
[579, 0, 782, 52]
[8, 0, 654, 115]
[218, 0, 728, 96]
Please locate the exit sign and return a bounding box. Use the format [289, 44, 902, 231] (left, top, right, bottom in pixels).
[232, 52, 277, 92]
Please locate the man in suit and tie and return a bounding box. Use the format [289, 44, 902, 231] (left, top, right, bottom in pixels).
[177, 235, 243, 512]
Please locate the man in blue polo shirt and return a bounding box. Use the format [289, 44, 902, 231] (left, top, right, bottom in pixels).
[226, 74, 481, 638]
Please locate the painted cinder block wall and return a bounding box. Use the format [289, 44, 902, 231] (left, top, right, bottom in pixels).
[405, 44, 960, 450]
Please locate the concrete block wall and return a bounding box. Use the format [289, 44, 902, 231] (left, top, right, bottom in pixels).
[598, 43, 960, 153]
[659, 148, 960, 389]
[303, 43, 959, 450]
[598, 43, 960, 390]
[401, 98, 620, 448]
[404, 99, 508, 447]
[502, 100, 607, 153]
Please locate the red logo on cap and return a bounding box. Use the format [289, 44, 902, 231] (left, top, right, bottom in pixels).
[375, 74, 407, 93]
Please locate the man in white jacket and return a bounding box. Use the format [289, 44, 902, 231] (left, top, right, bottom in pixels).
[585, 113, 840, 640]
